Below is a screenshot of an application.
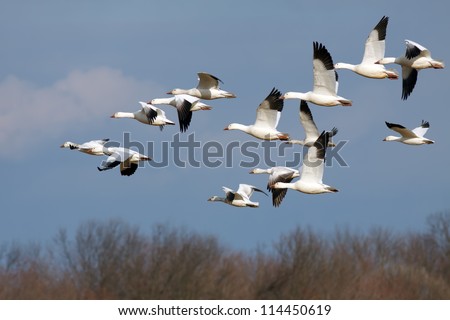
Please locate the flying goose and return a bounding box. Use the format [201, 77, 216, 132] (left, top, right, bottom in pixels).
[282, 42, 352, 107]
[285, 100, 338, 147]
[97, 147, 151, 176]
[383, 120, 434, 145]
[376, 40, 444, 99]
[167, 72, 236, 100]
[334, 16, 398, 79]
[111, 102, 175, 130]
[272, 131, 338, 194]
[208, 184, 268, 208]
[60, 139, 109, 156]
[250, 167, 300, 207]
[224, 87, 290, 140]
[150, 94, 211, 132]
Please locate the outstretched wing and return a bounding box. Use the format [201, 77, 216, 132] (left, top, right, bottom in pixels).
[362, 16, 389, 63]
[175, 98, 193, 132]
[197, 72, 223, 89]
[97, 152, 122, 172]
[120, 161, 138, 176]
[411, 120, 430, 138]
[385, 121, 417, 138]
[268, 168, 298, 207]
[299, 100, 320, 140]
[404, 39, 430, 60]
[300, 131, 329, 184]
[401, 66, 418, 100]
[140, 103, 158, 124]
[254, 87, 284, 129]
[312, 42, 337, 96]
[237, 184, 268, 199]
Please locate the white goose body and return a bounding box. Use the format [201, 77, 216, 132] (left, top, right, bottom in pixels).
[60, 139, 109, 156]
[273, 131, 338, 194]
[225, 88, 289, 141]
[335, 16, 398, 80]
[286, 100, 338, 147]
[167, 72, 236, 100]
[98, 147, 151, 176]
[208, 184, 268, 208]
[111, 102, 175, 130]
[282, 42, 352, 107]
[150, 94, 211, 132]
[383, 120, 434, 145]
[377, 40, 444, 99]
[250, 167, 300, 207]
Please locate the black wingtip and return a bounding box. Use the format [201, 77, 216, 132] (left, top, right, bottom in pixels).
[265, 87, 284, 112]
[329, 127, 338, 137]
[421, 120, 430, 128]
[254, 187, 269, 197]
[385, 121, 406, 130]
[373, 16, 389, 41]
[313, 41, 334, 70]
[299, 99, 313, 120]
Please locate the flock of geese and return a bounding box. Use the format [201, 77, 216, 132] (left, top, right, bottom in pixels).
[61, 16, 443, 208]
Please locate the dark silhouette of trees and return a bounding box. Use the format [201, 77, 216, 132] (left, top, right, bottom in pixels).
[0, 212, 449, 299]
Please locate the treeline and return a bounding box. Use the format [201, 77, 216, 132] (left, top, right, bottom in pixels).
[0, 213, 449, 299]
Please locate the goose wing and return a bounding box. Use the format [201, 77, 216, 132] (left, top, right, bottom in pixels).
[254, 88, 283, 129]
[120, 161, 138, 176]
[197, 72, 223, 89]
[362, 16, 389, 63]
[174, 97, 193, 132]
[411, 120, 430, 138]
[268, 167, 298, 207]
[299, 131, 329, 184]
[312, 42, 337, 96]
[385, 121, 418, 138]
[405, 40, 430, 59]
[140, 102, 158, 124]
[401, 66, 418, 100]
[237, 184, 268, 199]
[299, 100, 320, 140]
[97, 152, 122, 172]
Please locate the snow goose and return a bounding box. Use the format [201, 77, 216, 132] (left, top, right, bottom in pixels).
[97, 147, 151, 176]
[111, 102, 175, 130]
[285, 100, 338, 147]
[208, 184, 268, 208]
[167, 72, 236, 100]
[150, 94, 211, 132]
[383, 120, 434, 145]
[250, 167, 300, 207]
[335, 16, 398, 79]
[60, 139, 109, 156]
[273, 131, 338, 194]
[376, 40, 444, 99]
[282, 42, 352, 107]
[224, 88, 289, 140]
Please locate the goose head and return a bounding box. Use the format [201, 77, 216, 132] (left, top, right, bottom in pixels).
[208, 196, 220, 202]
[383, 136, 397, 142]
[249, 168, 268, 174]
[167, 88, 185, 95]
[60, 141, 78, 149]
[224, 123, 245, 131]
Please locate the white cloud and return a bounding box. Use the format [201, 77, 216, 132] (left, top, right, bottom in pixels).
[0, 67, 163, 158]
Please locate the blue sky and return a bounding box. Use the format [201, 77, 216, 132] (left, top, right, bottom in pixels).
[1, 0, 448, 251]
